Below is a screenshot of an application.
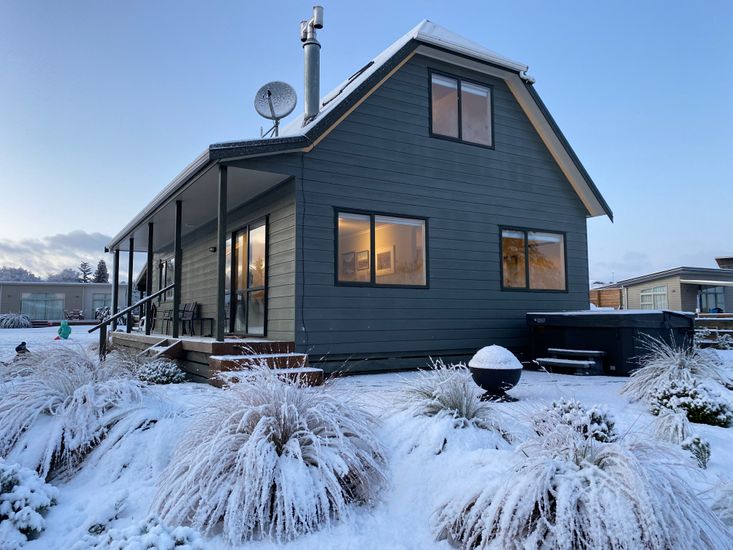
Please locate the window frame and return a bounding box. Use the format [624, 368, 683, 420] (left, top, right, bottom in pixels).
[428, 68, 495, 149]
[228, 215, 269, 337]
[158, 257, 175, 302]
[499, 226, 568, 293]
[640, 285, 668, 310]
[334, 208, 429, 289]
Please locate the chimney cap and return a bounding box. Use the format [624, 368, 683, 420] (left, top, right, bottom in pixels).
[312, 6, 324, 29]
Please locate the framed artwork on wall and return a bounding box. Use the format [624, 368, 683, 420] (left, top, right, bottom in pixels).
[357, 250, 369, 271]
[376, 245, 395, 276]
[341, 251, 356, 275]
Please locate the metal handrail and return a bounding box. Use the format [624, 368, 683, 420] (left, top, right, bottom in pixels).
[89, 283, 174, 360]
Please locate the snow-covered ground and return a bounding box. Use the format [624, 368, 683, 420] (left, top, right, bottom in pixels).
[2, 327, 732, 549]
[0, 326, 98, 363]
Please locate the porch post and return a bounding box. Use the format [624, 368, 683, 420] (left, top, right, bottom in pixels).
[111, 248, 120, 331]
[126, 237, 134, 333]
[215, 164, 228, 342]
[172, 200, 183, 338]
[145, 222, 154, 335]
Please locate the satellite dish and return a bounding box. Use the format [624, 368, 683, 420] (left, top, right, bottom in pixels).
[254, 81, 297, 137]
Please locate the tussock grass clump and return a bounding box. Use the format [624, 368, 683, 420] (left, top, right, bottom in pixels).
[711, 479, 733, 527]
[435, 414, 731, 549]
[401, 360, 506, 432]
[0, 346, 145, 478]
[153, 369, 386, 544]
[653, 410, 692, 444]
[622, 335, 728, 401]
[0, 313, 31, 329]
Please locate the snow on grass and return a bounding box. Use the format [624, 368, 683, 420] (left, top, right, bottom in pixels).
[0, 326, 98, 364]
[0, 346, 148, 479]
[622, 335, 730, 401]
[154, 370, 387, 544]
[0, 330, 727, 549]
[434, 422, 730, 549]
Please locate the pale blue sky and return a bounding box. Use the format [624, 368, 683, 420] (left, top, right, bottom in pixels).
[1, 0, 731, 281]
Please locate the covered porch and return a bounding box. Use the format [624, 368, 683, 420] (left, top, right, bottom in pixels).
[106, 159, 296, 343]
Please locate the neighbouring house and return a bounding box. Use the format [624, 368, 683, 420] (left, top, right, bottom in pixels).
[599, 264, 733, 313]
[0, 281, 130, 321]
[104, 18, 612, 374]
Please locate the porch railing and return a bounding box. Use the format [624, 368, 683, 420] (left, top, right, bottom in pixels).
[89, 283, 174, 360]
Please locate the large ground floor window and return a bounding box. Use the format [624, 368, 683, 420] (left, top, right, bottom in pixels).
[640, 285, 668, 309]
[501, 228, 566, 291]
[92, 292, 112, 312]
[21, 292, 65, 320]
[336, 211, 427, 287]
[700, 286, 725, 312]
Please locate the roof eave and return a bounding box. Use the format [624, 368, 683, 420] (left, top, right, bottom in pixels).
[523, 83, 613, 222]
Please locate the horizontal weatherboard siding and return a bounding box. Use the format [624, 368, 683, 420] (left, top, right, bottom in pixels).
[294, 53, 591, 362]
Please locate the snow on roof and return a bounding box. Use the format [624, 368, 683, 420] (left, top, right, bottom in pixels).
[527, 309, 695, 316]
[279, 20, 528, 138]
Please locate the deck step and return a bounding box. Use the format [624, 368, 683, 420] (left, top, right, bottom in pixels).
[209, 353, 309, 372]
[137, 338, 182, 360]
[211, 366, 324, 388]
[535, 357, 596, 375]
[547, 348, 606, 358]
[228, 341, 295, 355]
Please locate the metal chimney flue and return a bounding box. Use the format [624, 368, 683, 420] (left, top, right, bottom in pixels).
[301, 6, 323, 123]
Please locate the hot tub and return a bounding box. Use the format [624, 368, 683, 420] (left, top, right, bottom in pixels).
[526, 310, 695, 376]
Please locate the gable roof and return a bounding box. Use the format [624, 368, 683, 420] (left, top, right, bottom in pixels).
[209, 19, 612, 220]
[108, 20, 611, 250]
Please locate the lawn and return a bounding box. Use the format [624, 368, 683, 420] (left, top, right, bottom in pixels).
[1, 328, 732, 549]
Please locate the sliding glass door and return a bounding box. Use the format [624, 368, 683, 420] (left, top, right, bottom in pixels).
[229, 219, 267, 336]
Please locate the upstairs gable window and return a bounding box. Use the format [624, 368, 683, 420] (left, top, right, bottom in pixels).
[430, 71, 493, 147]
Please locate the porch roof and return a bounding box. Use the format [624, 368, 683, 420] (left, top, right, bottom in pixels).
[108, 161, 291, 252]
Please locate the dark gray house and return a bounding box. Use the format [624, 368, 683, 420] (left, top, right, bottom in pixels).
[106, 19, 612, 374]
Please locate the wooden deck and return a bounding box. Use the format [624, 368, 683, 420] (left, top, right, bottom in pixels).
[111, 331, 296, 381]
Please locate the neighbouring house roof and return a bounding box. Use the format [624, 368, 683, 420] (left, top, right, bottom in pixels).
[606, 267, 733, 289]
[107, 20, 612, 251]
[716, 256, 733, 269]
[0, 281, 117, 287]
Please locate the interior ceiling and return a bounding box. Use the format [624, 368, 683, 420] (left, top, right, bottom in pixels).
[115, 165, 290, 253]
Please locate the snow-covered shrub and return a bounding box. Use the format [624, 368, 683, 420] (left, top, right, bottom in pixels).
[0, 459, 57, 547]
[434, 423, 731, 549]
[534, 398, 617, 443]
[622, 335, 729, 401]
[153, 369, 386, 544]
[682, 435, 711, 469]
[135, 359, 186, 385]
[0, 346, 145, 478]
[74, 516, 204, 550]
[0, 313, 31, 329]
[649, 379, 732, 427]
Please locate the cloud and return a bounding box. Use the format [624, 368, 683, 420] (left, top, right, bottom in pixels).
[0, 230, 112, 278]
